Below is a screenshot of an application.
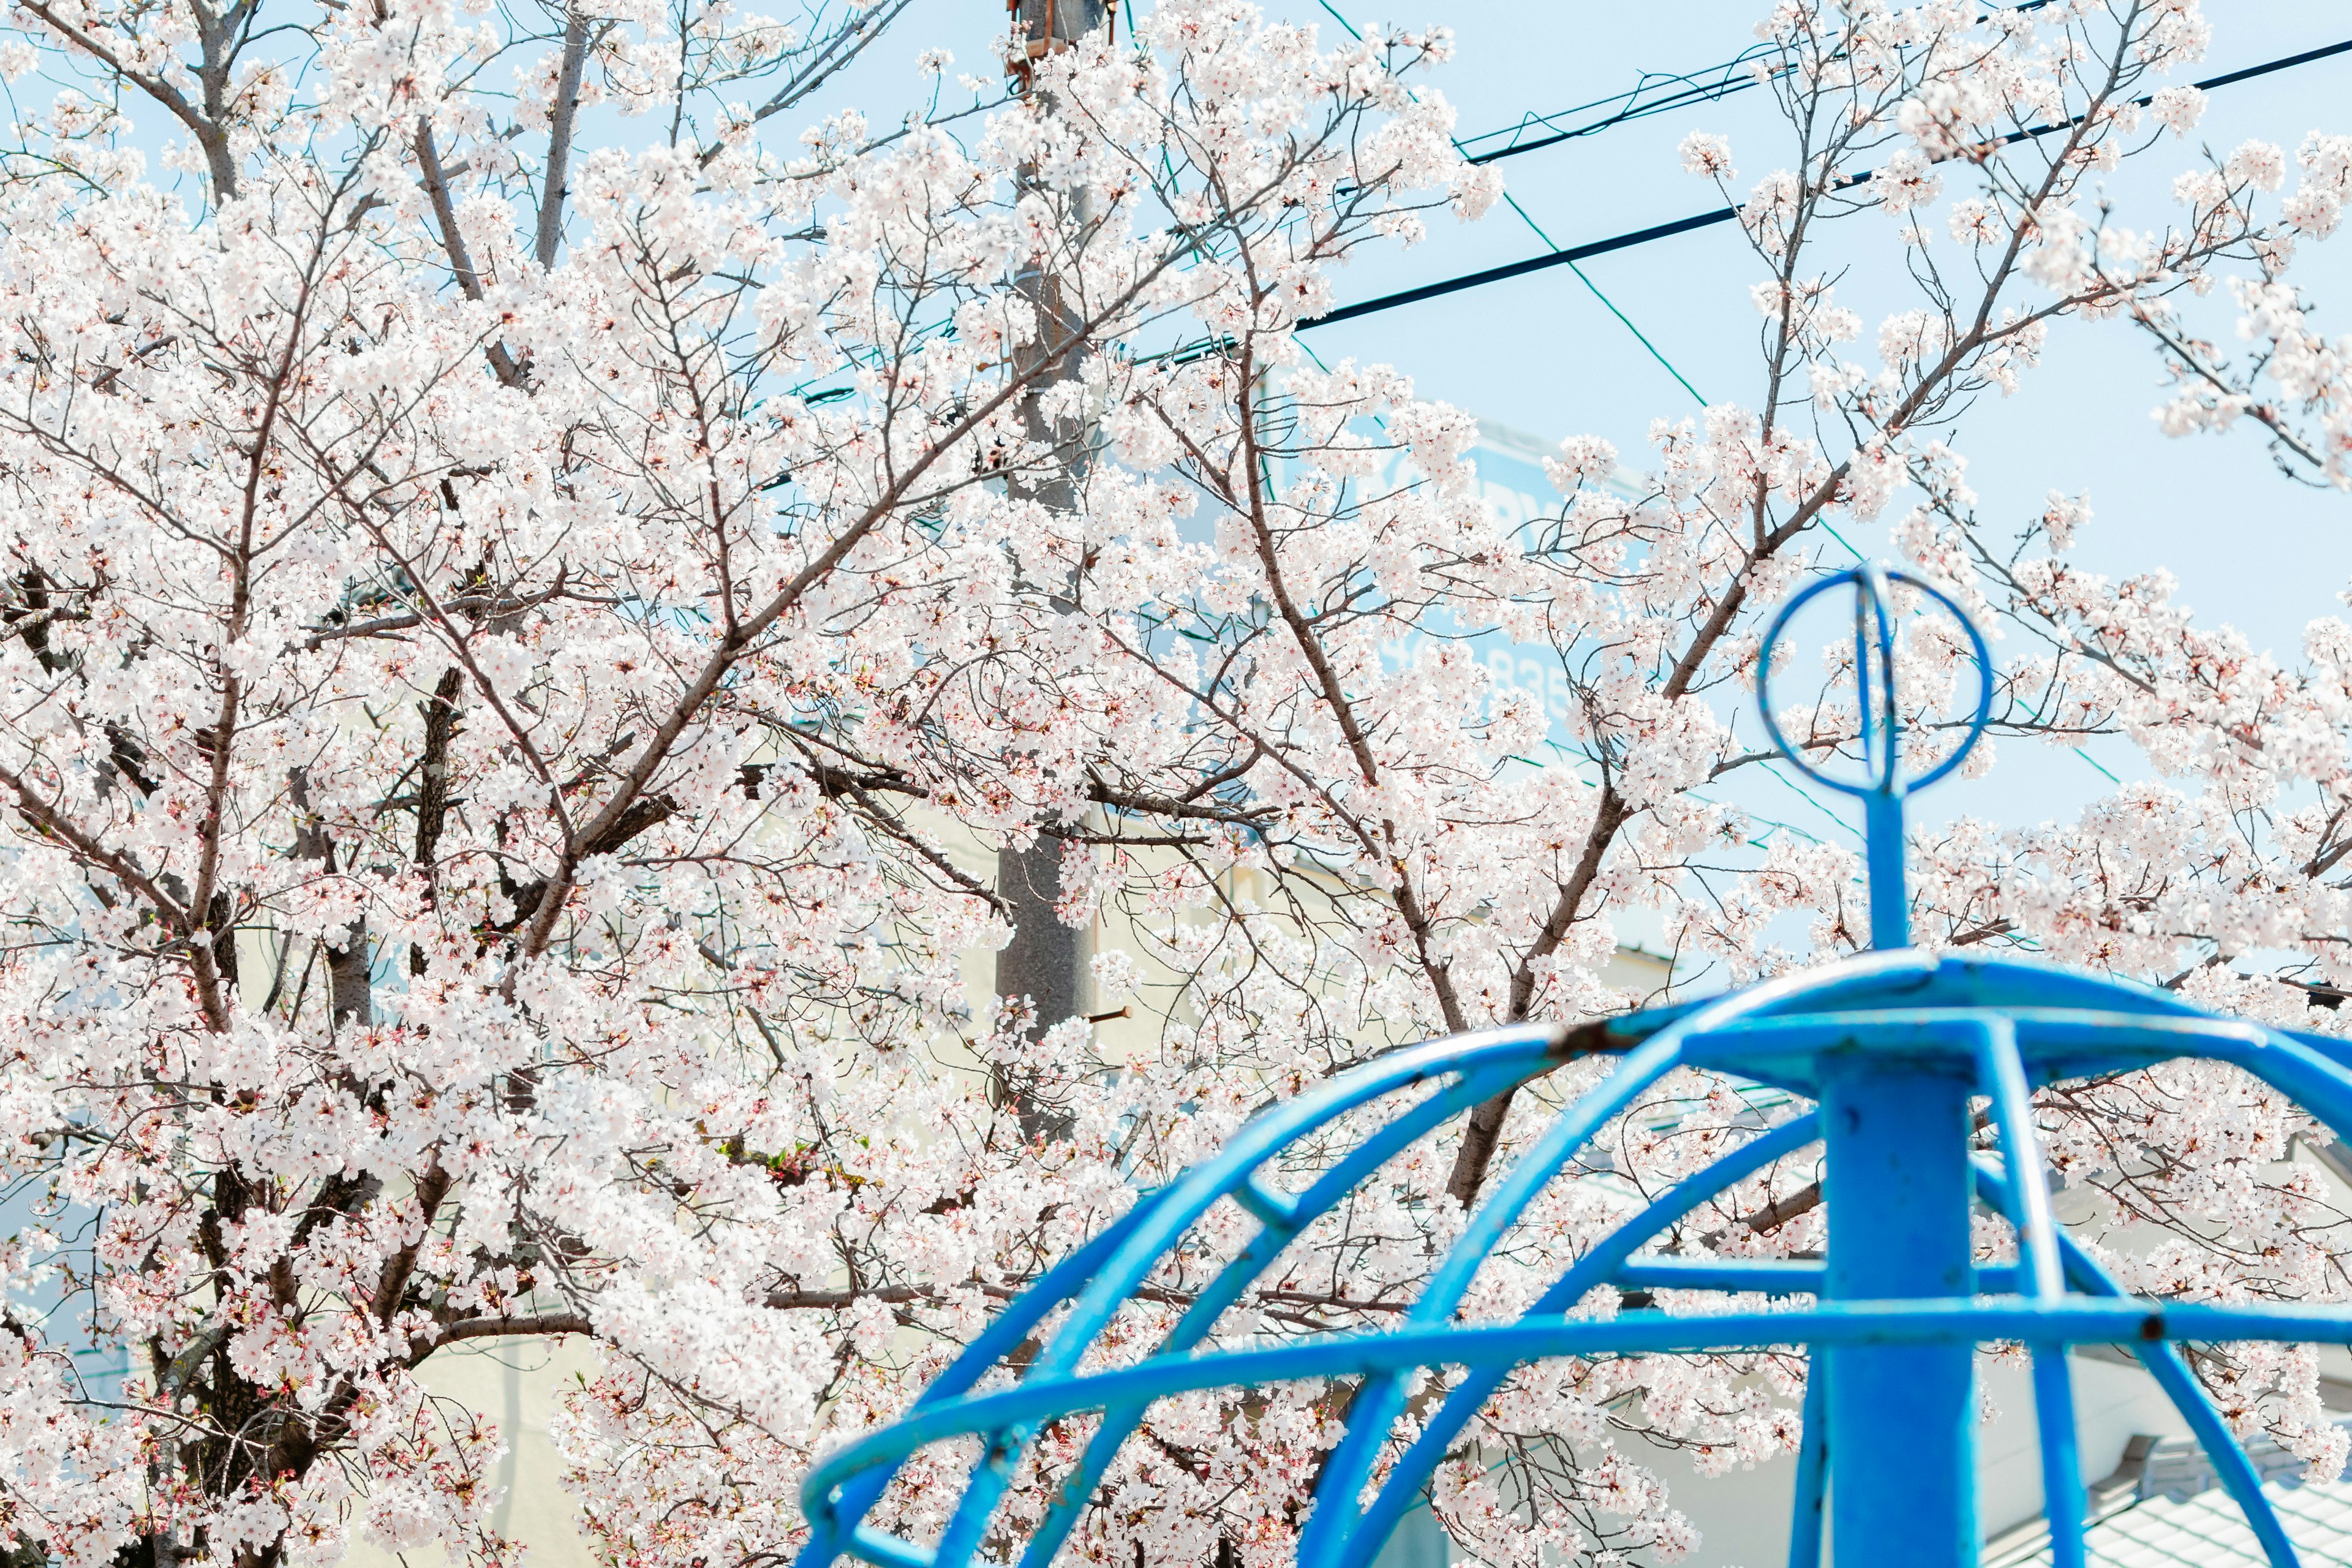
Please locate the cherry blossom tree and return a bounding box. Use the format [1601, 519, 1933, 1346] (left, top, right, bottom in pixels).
[0, 1, 2348, 1567]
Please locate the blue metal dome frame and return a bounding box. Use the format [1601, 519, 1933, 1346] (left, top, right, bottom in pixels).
[796, 567, 2352, 1568]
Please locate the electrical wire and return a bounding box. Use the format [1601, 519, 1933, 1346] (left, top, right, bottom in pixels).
[1453, 1, 2058, 167]
[1297, 35, 2352, 334]
[1457, 43, 1785, 167]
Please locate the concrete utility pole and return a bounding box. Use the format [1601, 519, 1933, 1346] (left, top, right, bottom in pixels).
[994, 0, 1107, 1120]
[1006, 0, 1107, 89]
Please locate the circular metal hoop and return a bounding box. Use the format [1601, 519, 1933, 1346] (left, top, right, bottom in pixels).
[1754, 565, 1995, 800]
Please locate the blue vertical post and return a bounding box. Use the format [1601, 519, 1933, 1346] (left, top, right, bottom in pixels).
[1787, 1356, 1830, 1568]
[1852, 564, 1911, 951]
[1861, 792, 1909, 948]
[1820, 1054, 1978, 1566]
[1755, 566, 1999, 1562]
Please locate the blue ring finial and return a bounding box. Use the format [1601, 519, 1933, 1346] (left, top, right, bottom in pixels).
[1754, 566, 1994, 947]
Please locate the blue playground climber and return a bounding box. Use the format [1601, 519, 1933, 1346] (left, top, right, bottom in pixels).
[796, 565, 2352, 1568]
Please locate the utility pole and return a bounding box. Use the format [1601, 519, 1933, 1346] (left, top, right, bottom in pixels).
[1006, 0, 1107, 89]
[994, 0, 1107, 1128]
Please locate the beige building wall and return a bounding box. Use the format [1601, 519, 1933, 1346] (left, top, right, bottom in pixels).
[345, 1337, 600, 1568]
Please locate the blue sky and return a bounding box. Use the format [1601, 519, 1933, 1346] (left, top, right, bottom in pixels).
[815, 2, 2352, 601]
[789, 1, 2352, 848]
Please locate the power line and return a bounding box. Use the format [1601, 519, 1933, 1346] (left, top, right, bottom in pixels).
[1455, 2, 2057, 167]
[1242, 14, 2283, 800]
[1297, 35, 2352, 335]
[1303, 205, 1740, 332]
[1460, 43, 1787, 167]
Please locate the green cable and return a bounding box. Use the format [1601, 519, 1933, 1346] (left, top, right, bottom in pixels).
[1496, 191, 1868, 563]
[1309, 0, 1709, 417]
[1686, 786, 1822, 847]
[1314, 0, 1362, 40]
[1498, 192, 1706, 408]
[1760, 760, 1864, 843]
[1567, 254, 1707, 402]
[2072, 746, 2122, 783]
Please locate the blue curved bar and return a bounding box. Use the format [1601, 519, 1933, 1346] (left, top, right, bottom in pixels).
[801, 1297, 2352, 1514]
[1754, 565, 1996, 802]
[796, 1200, 1161, 1565]
[843, 1525, 931, 1568]
[804, 959, 2352, 1568]
[1009, 1055, 1544, 1568]
[1614, 1259, 1823, 1294]
[1754, 565, 1995, 948]
[1298, 1031, 1691, 1568]
[1972, 1159, 2304, 1568]
[1345, 1110, 1824, 1559]
[1974, 1019, 2086, 1568]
